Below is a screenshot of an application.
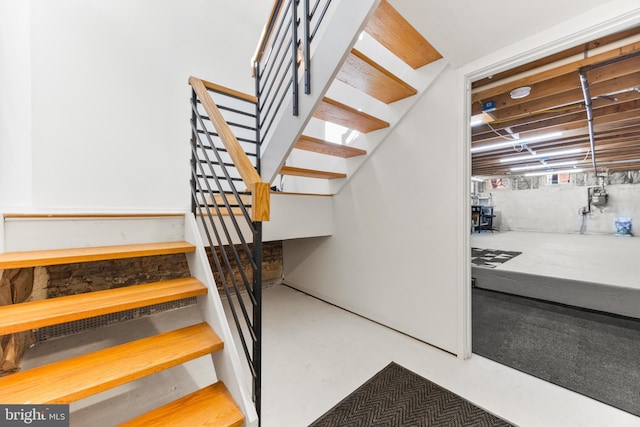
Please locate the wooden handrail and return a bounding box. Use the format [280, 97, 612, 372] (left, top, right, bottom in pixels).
[199, 78, 258, 104]
[251, 0, 285, 77]
[189, 76, 270, 222]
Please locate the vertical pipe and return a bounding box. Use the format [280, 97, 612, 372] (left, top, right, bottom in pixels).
[303, 0, 311, 95]
[578, 69, 598, 174]
[291, 0, 299, 116]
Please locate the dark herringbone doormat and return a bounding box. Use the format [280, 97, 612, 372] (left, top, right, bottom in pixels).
[309, 362, 513, 427]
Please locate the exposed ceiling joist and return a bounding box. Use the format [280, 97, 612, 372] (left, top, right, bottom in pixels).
[471, 26, 640, 177]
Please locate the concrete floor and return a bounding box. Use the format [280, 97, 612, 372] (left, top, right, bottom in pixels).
[470, 231, 640, 289]
[256, 285, 639, 427]
[20, 283, 640, 426]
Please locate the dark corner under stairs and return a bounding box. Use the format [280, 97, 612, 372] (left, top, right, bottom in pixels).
[0, 241, 244, 427]
[280, 0, 442, 184]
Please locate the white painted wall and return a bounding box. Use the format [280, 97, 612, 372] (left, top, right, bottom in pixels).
[284, 66, 462, 354]
[0, 0, 33, 207]
[5, 0, 270, 212]
[283, 0, 640, 355]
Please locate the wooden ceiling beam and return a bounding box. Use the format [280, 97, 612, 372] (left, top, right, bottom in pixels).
[472, 27, 640, 89]
[471, 40, 640, 104]
[472, 134, 640, 166]
[485, 71, 640, 120]
[472, 56, 640, 115]
[472, 89, 640, 138]
[471, 139, 640, 175]
[473, 98, 640, 143]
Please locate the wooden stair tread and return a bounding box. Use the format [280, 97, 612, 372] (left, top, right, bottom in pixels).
[119, 382, 244, 427]
[337, 49, 417, 103]
[0, 323, 222, 404]
[0, 277, 208, 336]
[197, 206, 247, 217]
[279, 166, 347, 179]
[210, 193, 252, 205]
[295, 135, 366, 158]
[364, 0, 442, 69]
[313, 97, 389, 133]
[197, 193, 253, 217]
[0, 241, 196, 269]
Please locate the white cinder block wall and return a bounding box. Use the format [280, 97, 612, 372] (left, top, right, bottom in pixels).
[490, 179, 640, 235]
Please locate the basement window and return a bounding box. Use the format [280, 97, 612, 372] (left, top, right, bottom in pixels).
[546, 173, 571, 185]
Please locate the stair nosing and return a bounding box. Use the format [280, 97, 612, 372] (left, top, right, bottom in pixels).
[279, 165, 347, 180]
[337, 49, 417, 104]
[0, 277, 208, 336]
[0, 241, 196, 269]
[313, 97, 389, 133]
[295, 135, 367, 158]
[118, 382, 244, 427]
[0, 323, 222, 404]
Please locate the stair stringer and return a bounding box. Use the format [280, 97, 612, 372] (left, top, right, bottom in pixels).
[281, 58, 449, 195]
[328, 58, 448, 194]
[259, 0, 381, 185]
[183, 213, 259, 427]
[0, 213, 256, 425]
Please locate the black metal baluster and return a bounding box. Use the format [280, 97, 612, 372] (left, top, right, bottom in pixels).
[303, 0, 311, 94]
[291, 0, 299, 116]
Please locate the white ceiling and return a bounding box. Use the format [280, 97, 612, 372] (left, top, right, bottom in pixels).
[388, 0, 617, 67]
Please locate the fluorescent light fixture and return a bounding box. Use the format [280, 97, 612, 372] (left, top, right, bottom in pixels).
[470, 115, 485, 127]
[518, 131, 563, 143]
[499, 147, 582, 163]
[523, 168, 583, 177]
[471, 140, 523, 153]
[471, 131, 562, 153]
[471, 176, 484, 182]
[510, 160, 578, 172]
[470, 112, 495, 127]
[599, 158, 640, 165]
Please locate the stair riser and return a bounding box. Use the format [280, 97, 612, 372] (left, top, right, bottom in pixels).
[259, 0, 380, 183]
[3, 216, 185, 252]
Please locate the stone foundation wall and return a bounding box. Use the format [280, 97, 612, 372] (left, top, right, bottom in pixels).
[207, 240, 283, 295]
[45, 255, 191, 298]
[0, 241, 283, 375]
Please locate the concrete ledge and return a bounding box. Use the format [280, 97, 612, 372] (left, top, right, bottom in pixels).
[472, 266, 640, 319]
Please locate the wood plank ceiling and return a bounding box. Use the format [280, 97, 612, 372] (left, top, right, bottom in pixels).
[471, 26, 640, 177]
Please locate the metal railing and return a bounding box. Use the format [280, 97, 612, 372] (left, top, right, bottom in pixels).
[185, 2, 333, 423]
[252, 0, 333, 144]
[188, 77, 269, 421]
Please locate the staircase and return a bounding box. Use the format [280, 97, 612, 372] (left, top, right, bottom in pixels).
[268, 0, 445, 195]
[0, 2, 447, 426]
[0, 214, 256, 426]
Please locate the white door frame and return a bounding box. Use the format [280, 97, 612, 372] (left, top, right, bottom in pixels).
[456, 1, 640, 359]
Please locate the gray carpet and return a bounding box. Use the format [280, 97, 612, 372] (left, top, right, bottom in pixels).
[473, 288, 640, 417]
[309, 362, 513, 426]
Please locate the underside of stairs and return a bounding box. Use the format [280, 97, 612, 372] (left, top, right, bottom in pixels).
[271, 0, 445, 195]
[0, 215, 255, 426]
